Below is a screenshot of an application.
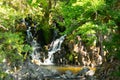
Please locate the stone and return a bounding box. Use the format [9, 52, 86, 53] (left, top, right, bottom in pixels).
[65, 70, 73, 78]
[77, 67, 90, 76]
[86, 70, 95, 76]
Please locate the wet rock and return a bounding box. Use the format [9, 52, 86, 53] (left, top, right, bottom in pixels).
[51, 69, 60, 76]
[77, 67, 90, 76]
[60, 70, 77, 79]
[65, 70, 76, 78]
[86, 76, 96, 80]
[1, 59, 97, 80]
[41, 68, 53, 77]
[76, 67, 96, 80]
[86, 70, 95, 76]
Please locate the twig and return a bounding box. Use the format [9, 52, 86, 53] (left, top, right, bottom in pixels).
[0, 25, 8, 31]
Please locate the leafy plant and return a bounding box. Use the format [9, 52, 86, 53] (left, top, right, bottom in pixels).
[0, 32, 32, 63]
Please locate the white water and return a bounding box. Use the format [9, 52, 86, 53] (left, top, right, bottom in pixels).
[43, 35, 66, 65]
[31, 40, 41, 60]
[26, 25, 66, 65]
[30, 35, 66, 65]
[26, 27, 34, 45]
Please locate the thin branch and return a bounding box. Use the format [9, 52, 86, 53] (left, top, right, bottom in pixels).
[0, 25, 8, 31]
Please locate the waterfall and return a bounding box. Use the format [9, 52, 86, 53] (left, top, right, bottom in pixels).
[26, 27, 33, 44]
[30, 35, 66, 65]
[31, 40, 41, 60]
[25, 20, 66, 65]
[25, 24, 42, 65]
[29, 34, 66, 65]
[44, 35, 66, 65]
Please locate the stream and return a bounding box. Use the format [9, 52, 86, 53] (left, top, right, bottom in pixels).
[1, 61, 96, 80]
[8, 25, 96, 80]
[1, 19, 100, 80]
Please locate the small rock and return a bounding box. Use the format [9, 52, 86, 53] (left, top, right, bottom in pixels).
[65, 70, 73, 78]
[60, 74, 67, 79]
[77, 67, 90, 76]
[86, 70, 95, 76]
[41, 69, 53, 77]
[65, 70, 72, 75]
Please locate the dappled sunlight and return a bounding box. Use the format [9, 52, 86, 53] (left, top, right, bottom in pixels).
[0, 0, 120, 80]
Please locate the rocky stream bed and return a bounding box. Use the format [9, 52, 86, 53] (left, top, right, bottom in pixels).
[1, 59, 97, 80]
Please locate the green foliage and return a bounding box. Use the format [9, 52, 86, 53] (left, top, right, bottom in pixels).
[0, 0, 43, 30]
[0, 0, 120, 79]
[0, 0, 45, 78]
[59, 0, 120, 64]
[77, 22, 97, 46]
[68, 54, 74, 62]
[0, 70, 8, 80]
[0, 32, 32, 63]
[0, 0, 38, 64]
[111, 66, 120, 77]
[59, 0, 106, 34]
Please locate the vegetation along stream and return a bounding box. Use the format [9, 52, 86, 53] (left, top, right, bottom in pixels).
[0, 0, 120, 80]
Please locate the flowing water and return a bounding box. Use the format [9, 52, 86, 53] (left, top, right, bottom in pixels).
[44, 34, 66, 65]
[25, 27, 95, 77]
[0, 19, 100, 80]
[26, 26, 66, 65]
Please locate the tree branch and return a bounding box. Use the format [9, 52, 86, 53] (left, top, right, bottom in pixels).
[0, 25, 8, 31]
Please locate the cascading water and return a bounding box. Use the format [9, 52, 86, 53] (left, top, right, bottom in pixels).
[30, 35, 66, 65]
[26, 25, 66, 65]
[31, 40, 42, 60]
[26, 27, 33, 44]
[44, 34, 66, 65]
